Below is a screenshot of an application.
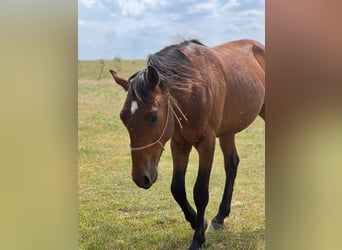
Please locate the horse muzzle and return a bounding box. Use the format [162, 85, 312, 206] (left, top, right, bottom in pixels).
[132, 160, 158, 189]
[132, 171, 157, 189]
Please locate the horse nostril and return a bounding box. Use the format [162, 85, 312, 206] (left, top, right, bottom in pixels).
[143, 175, 151, 187]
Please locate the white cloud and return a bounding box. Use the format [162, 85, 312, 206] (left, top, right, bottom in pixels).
[79, 0, 96, 8]
[142, 0, 161, 6]
[222, 0, 240, 10]
[117, 0, 167, 16]
[239, 9, 264, 17]
[186, 0, 218, 15]
[119, 0, 145, 16]
[79, 0, 105, 9]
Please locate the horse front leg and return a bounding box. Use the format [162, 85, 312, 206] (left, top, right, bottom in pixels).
[189, 133, 216, 250]
[170, 139, 197, 229]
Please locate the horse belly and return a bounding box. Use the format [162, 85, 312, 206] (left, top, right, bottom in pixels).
[216, 80, 264, 135]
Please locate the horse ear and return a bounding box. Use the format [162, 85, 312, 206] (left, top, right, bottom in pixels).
[109, 70, 129, 91]
[146, 65, 160, 89]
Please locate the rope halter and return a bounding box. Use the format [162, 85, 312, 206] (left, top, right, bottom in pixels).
[129, 92, 188, 152]
[130, 94, 171, 151]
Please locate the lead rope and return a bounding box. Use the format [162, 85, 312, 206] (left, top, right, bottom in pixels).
[169, 95, 188, 129]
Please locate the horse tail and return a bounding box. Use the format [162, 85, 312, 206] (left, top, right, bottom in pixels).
[252, 44, 265, 72]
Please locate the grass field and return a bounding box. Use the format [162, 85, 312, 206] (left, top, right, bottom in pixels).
[78, 60, 265, 249]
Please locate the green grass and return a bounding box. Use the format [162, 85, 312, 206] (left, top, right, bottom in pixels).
[78, 60, 265, 249]
[78, 59, 146, 80]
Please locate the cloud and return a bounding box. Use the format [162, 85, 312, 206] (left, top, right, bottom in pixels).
[78, 0, 265, 59]
[237, 9, 264, 17]
[186, 1, 217, 15]
[222, 0, 240, 10]
[117, 0, 145, 16]
[79, 0, 105, 9]
[116, 0, 167, 16]
[79, 0, 96, 8]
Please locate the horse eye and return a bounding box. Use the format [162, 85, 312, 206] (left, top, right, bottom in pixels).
[149, 113, 158, 125]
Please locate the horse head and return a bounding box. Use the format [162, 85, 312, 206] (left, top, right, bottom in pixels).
[110, 66, 174, 189]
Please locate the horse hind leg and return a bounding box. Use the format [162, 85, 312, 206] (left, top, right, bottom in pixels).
[210, 135, 240, 230]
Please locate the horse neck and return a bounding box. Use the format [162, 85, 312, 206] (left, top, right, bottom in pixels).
[167, 81, 213, 133]
[167, 89, 192, 130]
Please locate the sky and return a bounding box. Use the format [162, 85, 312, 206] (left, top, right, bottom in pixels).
[78, 0, 264, 60]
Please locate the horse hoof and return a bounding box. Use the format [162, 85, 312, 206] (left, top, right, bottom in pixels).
[188, 237, 205, 250]
[188, 245, 200, 250]
[208, 221, 225, 232]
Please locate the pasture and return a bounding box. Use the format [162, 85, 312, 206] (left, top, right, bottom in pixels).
[78, 60, 265, 249]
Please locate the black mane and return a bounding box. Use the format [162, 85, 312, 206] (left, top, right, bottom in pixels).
[129, 40, 206, 103]
[129, 69, 150, 103]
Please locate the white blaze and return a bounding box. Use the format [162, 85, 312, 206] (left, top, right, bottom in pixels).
[131, 101, 138, 114]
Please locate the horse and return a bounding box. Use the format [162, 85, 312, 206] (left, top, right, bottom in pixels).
[110, 39, 265, 250]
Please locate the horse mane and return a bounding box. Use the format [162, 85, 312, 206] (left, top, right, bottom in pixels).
[129, 69, 151, 103]
[129, 40, 206, 103]
[187, 39, 205, 46]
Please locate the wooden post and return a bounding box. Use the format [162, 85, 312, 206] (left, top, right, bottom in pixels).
[98, 60, 105, 81]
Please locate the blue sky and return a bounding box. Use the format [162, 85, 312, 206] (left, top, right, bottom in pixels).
[78, 0, 264, 60]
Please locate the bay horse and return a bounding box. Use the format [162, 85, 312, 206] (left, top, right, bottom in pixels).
[110, 39, 265, 250]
